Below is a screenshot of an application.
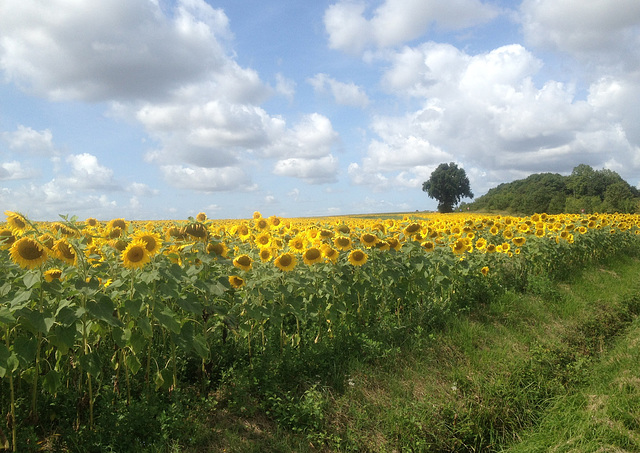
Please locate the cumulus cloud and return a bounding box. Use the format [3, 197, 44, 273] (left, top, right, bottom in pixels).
[0, 161, 34, 180]
[63, 153, 119, 190]
[308, 73, 370, 108]
[324, 0, 500, 54]
[521, 0, 640, 70]
[160, 165, 255, 192]
[273, 155, 339, 184]
[3, 125, 54, 155]
[351, 40, 640, 194]
[0, 0, 234, 101]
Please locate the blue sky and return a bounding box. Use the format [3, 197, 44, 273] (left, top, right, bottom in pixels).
[1, 0, 639, 221]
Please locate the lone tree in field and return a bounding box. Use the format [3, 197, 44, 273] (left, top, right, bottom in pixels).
[422, 162, 474, 213]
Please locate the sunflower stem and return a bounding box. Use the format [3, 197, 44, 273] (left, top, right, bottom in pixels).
[6, 327, 16, 452]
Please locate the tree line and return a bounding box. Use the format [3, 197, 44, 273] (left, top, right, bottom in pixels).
[423, 163, 640, 215]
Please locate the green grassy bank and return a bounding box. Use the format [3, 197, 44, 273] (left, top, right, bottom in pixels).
[200, 255, 640, 453]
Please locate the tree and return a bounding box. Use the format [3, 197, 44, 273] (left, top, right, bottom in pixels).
[422, 162, 474, 213]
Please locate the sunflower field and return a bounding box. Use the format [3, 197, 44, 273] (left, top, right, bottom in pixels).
[1, 209, 640, 450]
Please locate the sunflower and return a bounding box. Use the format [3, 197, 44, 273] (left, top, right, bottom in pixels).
[44, 268, 63, 282]
[233, 254, 253, 271]
[184, 222, 209, 241]
[207, 241, 229, 258]
[107, 218, 127, 231]
[512, 236, 526, 247]
[481, 266, 489, 277]
[259, 248, 273, 262]
[321, 245, 339, 264]
[52, 222, 78, 237]
[254, 232, 272, 248]
[360, 233, 378, 248]
[228, 275, 245, 289]
[386, 236, 402, 251]
[302, 247, 323, 265]
[0, 228, 16, 250]
[403, 223, 421, 237]
[107, 227, 123, 239]
[85, 217, 99, 228]
[348, 249, 368, 266]
[288, 234, 306, 253]
[451, 238, 467, 255]
[475, 237, 487, 251]
[121, 240, 151, 269]
[5, 211, 28, 233]
[268, 215, 282, 229]
[110, 239, 128, 252]
[38, 233, 56, 250]
[196, 212, 207, 222]
[10, 237, 48, 269]
[252, 211, 262, 219]
[254, 217, 269, 231]
[375, 240, 390, 251]
[421, 241, 435, 252]
[274, 252, 297, 271]
[333, 236, 352, 251]
[336, 224, 350, 235]
[54, 239, 77, 266]
[132, 231, 163, 255]
[236, 224, 252, 242]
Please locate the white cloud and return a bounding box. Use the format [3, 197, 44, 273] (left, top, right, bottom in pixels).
[521, 0, 640, 67]
[3, 125, 54, 154]
[0, 161, 33, 180]
[127, 182, 159, 197]
[273, 155, 338, 184]
[324, 0, 500, 54]
[275, 73, 296, 102]
[308, 73, 370, 108]
[63, 153, 118, 190]
[0, 0, 234, 101]
[160, 165, 255, 192]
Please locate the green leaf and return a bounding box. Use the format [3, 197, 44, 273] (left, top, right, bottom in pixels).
[192, 333, 209, 359]
[112, 327, 131, 349]
[154, 369, 165, 391]
[124, 297, 144, 316]
[86, 295, 122, 327]
[78, 351, 101, 376]
[11, 289, 33, 307]
[43, 369, 61, 395]
[125, 353, 142, 375]
[22, 271, 41, 289]
[18, 308, 49, 334]
[138, 316, 153, 338]
[14, 335, 37, 366]
[0, 306, 16, 325]
[56, 305, 80, 327]
[177, 294, 203, 315]
[0, 343, 10, 378]
[153, 305, 181, 334]
[48, 324, 78, 354]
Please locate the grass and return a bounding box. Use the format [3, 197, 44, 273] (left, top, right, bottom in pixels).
[206, 255, 640, 453]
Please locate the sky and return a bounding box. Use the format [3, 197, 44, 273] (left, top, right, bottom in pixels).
[1, 0, 639, 221]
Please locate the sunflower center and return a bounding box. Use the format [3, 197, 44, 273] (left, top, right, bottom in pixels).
[19, 240, 44, 260]
[237, 255, 251, 266]
[127, 246, 145, 263]
[305, 248, 321, 260]
[352, 251, 364, 261]
[405, 223, 420, 234]
[279, 255, 292, 266]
